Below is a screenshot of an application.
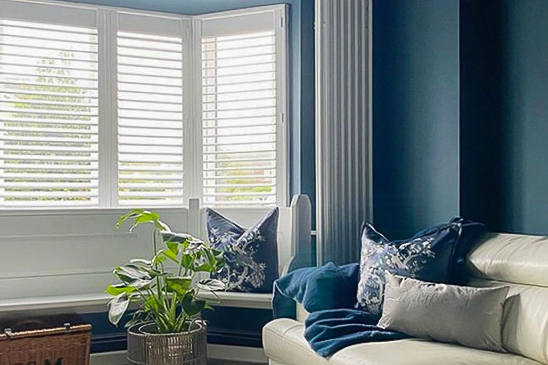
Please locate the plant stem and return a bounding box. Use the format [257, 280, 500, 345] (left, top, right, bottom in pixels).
[153, 229, 162, 303]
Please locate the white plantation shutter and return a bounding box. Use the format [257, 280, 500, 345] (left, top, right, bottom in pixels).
[0, 1, 287, 210]
[116, 14, 185, 206]
[199, 8, 286, 207]
[0, 17, 99, 207]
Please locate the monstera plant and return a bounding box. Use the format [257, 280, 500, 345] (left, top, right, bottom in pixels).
[106, 209, 226, 333]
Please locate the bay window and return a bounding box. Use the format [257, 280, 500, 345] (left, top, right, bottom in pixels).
[0, 0, 287, 208]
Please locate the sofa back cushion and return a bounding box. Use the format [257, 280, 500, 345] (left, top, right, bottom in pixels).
[467, 233, 548, 364]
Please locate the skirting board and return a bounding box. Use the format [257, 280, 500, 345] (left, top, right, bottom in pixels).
[90, 350, 127, 365]
[208, 344, 267, 363]
[90, 345, 268, 365]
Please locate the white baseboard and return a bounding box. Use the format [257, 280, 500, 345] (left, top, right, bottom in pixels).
[90, 350, 127, 365]
[90, 345, 267, 365]
[208, 344, 267, 363]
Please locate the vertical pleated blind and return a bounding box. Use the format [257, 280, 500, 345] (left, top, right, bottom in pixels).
[201, 30, 278, 207]
[117, 30, 184, 206]
[315, 0, 371, 264]
[0, 19, 99, 207]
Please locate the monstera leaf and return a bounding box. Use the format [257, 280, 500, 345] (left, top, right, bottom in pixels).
[196, 279, 225, 292]
[108, 293, 131, 326]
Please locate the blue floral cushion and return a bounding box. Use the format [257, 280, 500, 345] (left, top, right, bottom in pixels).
[205, 208, 279, 293]
[357, 217, 485, 315]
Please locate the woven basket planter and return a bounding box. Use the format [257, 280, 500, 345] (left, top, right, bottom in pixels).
[127, 321, 207, 365]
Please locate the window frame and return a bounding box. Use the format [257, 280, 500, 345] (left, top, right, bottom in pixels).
[0, 0, 289, 210]
[193, 6, 289, 209]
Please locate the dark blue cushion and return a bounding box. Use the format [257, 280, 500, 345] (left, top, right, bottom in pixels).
[273, 262, 360, 318]
[205, 208, 279, 293]
[357, 217, 485, 315]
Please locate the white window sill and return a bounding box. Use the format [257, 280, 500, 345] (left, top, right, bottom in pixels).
[0, 291, 272, 314]
[197, 291, 273, 310]
[0, 293, 112, 314]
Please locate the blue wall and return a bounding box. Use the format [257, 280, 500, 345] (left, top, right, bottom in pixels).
[374, 0, 548, 237]
[372, 0, 460, 238]
[459, 0, 505, 231]
[59, 0, 316, 209]
[500, 0, 548, 234]
[460, 0, 548, 235]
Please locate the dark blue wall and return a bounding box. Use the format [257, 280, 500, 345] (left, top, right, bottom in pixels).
[500, 0, 548, 234]
[460, 0, 548, 234]
[374, 0, 548, 237]
[372, 0, 460, 238]
[459, 0, 505, 231]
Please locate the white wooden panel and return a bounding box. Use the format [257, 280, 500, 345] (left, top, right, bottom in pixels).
[0, 273, 114, 299]
[0, 196, 310, 310]
[0, 208, 188, 300]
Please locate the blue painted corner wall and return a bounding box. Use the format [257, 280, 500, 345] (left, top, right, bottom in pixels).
[372, 0, 460, 238]
[500, 0, 548, 234]
[374, 0, 548, 238]
[460, 0, 548, 234]
[459, 0, 505, 231]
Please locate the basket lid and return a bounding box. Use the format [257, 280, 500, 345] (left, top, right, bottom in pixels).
[0, 323, 92, 341]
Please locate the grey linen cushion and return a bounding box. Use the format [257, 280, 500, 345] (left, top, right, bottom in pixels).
[377, 275, 509, 352]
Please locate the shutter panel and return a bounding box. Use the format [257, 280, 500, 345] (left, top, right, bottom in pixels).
[201, 30, 279, 207]
[117, 24, 185, 206]
[0, 19, 99, 207]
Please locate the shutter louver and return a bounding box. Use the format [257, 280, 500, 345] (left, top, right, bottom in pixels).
[202, 30, 278, 207]
[0, 20, 99, 207]
[117, 31, 184, 206]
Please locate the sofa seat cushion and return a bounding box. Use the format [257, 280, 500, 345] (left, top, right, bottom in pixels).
[263, 319, 542, 365]
[263, 318, 331, 365]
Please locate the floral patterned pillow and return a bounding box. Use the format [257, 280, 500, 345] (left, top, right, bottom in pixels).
[205, 208, 279, 293]
[357, 218, 474, 315]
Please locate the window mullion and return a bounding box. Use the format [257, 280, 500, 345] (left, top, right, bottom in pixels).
[275, 7, 289, 207]
[97, 9, 118, 207]
[187, 18, 204, 203]
[181, 19, 192, 205]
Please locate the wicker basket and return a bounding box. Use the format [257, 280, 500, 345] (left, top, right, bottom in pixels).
[127, 321, 207, 365]
[0, 323, 91, 365]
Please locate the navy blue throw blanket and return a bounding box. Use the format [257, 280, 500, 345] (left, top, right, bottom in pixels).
[273, 262, 360, 318]
[305, 309, 409, 357]
[273, 263, 407, 357]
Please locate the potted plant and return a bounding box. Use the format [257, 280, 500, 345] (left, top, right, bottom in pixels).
[106, 209, 226, 365]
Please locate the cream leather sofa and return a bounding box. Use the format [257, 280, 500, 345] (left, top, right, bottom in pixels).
[263, 233, 548, 365]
